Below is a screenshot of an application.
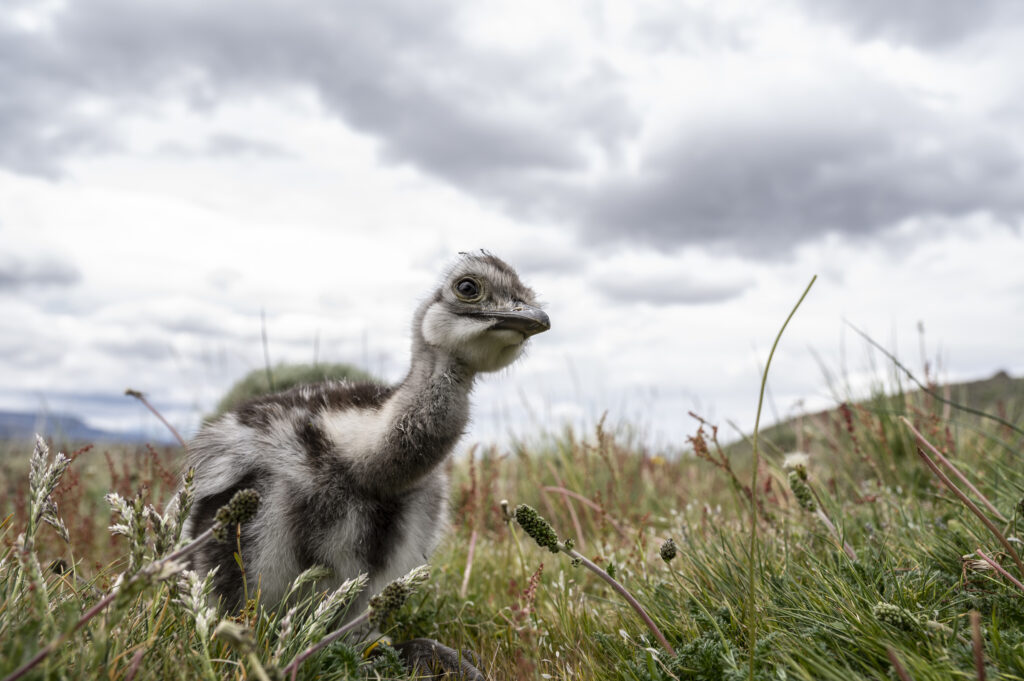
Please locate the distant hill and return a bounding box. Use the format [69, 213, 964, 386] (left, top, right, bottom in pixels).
[0, 411, 161, 445]
[726, 370, 1024, 458]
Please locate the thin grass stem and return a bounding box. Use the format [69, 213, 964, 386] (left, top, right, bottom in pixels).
[747, 274, 817, 681]
[847, 322, 1024, 439]
[2, 526, 214, 681]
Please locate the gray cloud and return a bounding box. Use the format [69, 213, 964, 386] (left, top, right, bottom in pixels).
[797, 0, 1024, 48]
[594, 272, 749, 306]
[0, 253, 81, 290]
[495, 243, 589, 277]
[580, 88, 1024, 256]
[2, 0, 1023, 260]
[0, 0, 633, 187]
[93, 336, 172, 362]
[632, 5, 752, 53]
[159, 134, 291, 159]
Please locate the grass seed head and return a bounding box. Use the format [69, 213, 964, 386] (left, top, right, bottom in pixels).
[212, 489, 261, 542]
[514, 504, 560, 553]
[788, 470, 817, 512]
[214, 620, 257, 655]
[873, 602, 919, 632]
[369, 564, 429, 628]
[660, 537, 678, 563]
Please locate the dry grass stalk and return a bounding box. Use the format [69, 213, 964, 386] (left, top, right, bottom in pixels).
[901, 417, 1024, 577]
[970, 610, 986, 681]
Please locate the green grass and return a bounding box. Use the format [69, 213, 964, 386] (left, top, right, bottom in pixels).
[3, 367, 1024, 680]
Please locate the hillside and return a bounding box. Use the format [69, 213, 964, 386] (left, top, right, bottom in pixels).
[0, 411, 121, 443]
[0, 409, 180, 448]
[727, 369, 1024, 458]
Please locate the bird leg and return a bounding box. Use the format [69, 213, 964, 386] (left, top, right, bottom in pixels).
[389, 638, 487, 680]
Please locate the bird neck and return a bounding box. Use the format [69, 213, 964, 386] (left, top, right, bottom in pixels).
[400, 295, 478, 419]
[397, 338, 476, 428]
[351, 335, 475, 495]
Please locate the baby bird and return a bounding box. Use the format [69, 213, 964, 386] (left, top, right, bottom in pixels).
[183, 252, 549, 678]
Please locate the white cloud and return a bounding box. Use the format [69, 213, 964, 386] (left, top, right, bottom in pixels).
[1, 0, 1023, 447]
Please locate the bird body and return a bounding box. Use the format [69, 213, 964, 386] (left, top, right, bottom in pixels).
[183, 253, 549, 652]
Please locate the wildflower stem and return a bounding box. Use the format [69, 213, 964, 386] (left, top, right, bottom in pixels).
[901, 416, 1007, 522]
[459, 527, 478, 600]
[813, 508, 857, 561]
[902, 417, 1024, 577]
[885, 646, 913, 681]
[125, 389, 188, 450]
[975, 549, 1024, 595]
[562, 545, 676, 656]
[970, 610, 986, 681]
[747, 274, 816, 681]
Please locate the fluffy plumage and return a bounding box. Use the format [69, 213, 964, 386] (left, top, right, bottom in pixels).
[183, 253, 548, 648]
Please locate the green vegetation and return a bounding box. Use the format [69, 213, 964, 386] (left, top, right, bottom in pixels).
[211, 362, 379, 418]
[2, 360, 1024, 680]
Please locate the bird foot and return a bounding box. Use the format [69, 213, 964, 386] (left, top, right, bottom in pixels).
[391, 638, 487, 680]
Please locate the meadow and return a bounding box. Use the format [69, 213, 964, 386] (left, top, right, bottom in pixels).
[2, 354, 1024, 680]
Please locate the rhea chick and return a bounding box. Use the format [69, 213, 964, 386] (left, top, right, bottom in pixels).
[183, 252, 549, 679]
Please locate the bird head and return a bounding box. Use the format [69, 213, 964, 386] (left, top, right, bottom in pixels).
[419, 252, 550, 373]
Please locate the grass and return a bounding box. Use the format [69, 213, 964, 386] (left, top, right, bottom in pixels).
[2, 354, 1024, 679]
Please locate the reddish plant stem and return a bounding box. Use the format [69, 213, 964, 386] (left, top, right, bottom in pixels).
[541, 485, 586, 550]
[564, 545, 676, 656]
[901, 417, 1006, 522]
[886, 646, 913, 681]
[901, 417, 1024, 577]
[459, 528, 478, 600]
[975, 550, 1024, 594]
[542, 486, 630, 539]
[125, 389, 188, 450]
[970, 610, 986, 681]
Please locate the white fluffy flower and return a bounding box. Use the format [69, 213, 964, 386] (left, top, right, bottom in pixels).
[782, 451, 810, 470]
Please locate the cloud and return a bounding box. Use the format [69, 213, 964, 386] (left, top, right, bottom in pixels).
[0, 252, 81, 290]
[797, 0, 1024, 48]
[579, 75, 1024, 256]
[594, 272, 749, 306]
[92, 336, 172, 362]
[158, 133, 291, 159]
[2, 0, 1023, 261]
[0, 0, 633, 186]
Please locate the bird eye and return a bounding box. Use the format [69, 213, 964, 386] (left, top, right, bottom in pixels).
[454, 277, 481, 301]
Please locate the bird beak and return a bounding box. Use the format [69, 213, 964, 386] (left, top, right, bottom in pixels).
[472, 304, 550, 337]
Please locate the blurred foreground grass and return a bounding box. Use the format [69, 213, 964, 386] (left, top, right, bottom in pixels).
[2, 370, 1024, 680]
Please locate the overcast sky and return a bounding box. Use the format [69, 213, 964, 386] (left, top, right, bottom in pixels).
[2, 0, 1023, 448]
